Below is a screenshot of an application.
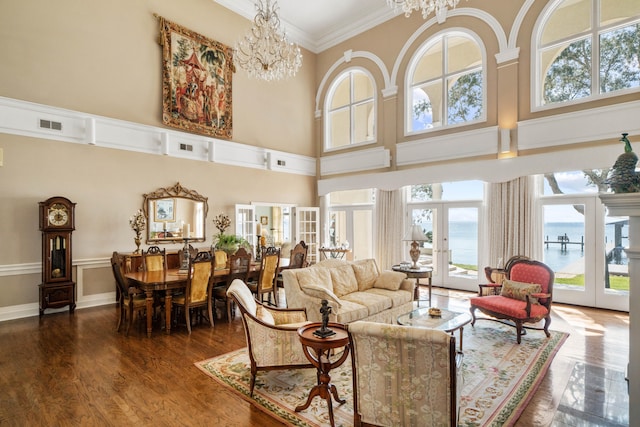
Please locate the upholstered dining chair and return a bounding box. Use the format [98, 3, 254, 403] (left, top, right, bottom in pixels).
[348, 321, 462, 426]
[226, 279, 313, 397]
[247, 246, 280, 306]
[142, 246, 166, 272]
[212, 247, 251, 320]
[470, 258, 554, 344]
[213, 249, 228, 270]
[172, 251, 215, 334]
[111, 251, 146, 336]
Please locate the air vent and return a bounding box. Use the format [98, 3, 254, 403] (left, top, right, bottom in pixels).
[179, 143, 193, 152]
[277, 160, 286, 166]
[39, 119, 63, 131]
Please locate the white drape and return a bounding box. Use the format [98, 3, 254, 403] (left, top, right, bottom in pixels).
[375, 189, 405, 270]
[487, 176, 542, 267]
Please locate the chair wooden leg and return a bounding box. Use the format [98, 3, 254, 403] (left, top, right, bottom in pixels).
[185, 306, 192, 334]
[543, 316, 551, 337]
[469, 306, 477, 326]
[516, 321, 523, 344]
[125, 305, 134, 336]
[208, 301, 215, 328]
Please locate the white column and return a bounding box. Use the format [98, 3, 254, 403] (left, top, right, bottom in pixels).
[599, 193, 640, 424]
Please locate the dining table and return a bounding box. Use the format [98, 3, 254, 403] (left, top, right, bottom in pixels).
[124, 265, 260, 337]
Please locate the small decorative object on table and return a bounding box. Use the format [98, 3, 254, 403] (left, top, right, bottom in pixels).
[129, 209, 146, 254]
[428, 307, 442, 318]
[606, 133, 640, 193]
[314, 300, 336, 338]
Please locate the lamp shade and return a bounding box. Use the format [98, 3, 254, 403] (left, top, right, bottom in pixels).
[404, 224, 428, 242]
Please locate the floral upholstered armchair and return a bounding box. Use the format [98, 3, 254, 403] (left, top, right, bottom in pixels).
[348, 321, 462, 427]
[226, 280, 313, 396]
[470, 259, 554, 344]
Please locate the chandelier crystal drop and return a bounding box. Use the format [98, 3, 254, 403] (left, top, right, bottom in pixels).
[234, 0, 302, 82]
[387, 0, 461, 23]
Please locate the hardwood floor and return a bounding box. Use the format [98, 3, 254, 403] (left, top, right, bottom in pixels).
[0, 287, 629, 426]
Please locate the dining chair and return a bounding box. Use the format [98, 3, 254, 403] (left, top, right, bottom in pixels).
[142, 246, 167, 272]
[111, 251, 147, 336]
[247, 246, 280, 306]
[171, 251, 215, 334]
[212, 247, 252, 320]
[276, 240, 308, 289]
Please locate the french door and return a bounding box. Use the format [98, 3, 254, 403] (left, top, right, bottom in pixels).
[408, 201, 481, 291]
[541, 195, 629, 311]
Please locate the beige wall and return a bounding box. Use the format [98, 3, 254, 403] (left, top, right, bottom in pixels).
[0, 0, 317, 310]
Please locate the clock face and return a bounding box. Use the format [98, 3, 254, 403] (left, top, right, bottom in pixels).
[48, 204, 69, 227]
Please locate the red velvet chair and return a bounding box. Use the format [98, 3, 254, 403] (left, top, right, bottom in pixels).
[470, 259, 554, 344]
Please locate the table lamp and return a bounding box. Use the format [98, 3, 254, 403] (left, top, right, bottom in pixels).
[404, 224, 428, 269]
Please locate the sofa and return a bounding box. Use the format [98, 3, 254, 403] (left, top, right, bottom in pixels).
[282, 258, 415, 324]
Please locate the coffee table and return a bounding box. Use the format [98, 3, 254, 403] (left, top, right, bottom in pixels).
[397, 307, 471, 351]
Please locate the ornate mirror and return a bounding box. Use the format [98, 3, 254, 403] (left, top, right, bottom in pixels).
[143, 182, 208, 244]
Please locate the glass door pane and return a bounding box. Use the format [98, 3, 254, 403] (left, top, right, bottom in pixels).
[353, 210, 373, 260]
[447, 207, 479, 282]
[543, 204, 586, 290]
[604, 215, 629, 295]
[411, 207, 438, 279]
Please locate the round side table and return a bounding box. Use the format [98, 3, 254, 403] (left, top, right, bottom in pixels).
[296, 322, 350, 427]
[392, 265, 433, 306]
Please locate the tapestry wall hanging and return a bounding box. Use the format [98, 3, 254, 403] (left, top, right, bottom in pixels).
[157, 15, 233, 139]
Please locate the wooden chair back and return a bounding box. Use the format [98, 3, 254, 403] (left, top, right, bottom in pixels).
[142, 246, 166, 272]
[226, 247, 252, 286]
[289, 241, 308, 268]
[258, 247, 280, 293]
[186, 251, 214, 304]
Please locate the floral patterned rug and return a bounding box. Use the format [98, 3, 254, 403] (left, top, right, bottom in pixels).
[195, 322, 568, 427]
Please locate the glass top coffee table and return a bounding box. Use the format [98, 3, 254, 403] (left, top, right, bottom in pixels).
[397, 307, 472, 351]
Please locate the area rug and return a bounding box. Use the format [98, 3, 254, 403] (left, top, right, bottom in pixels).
[195, 322, 568, 427]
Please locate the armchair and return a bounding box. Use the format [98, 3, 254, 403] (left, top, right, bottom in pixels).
[470, 259, 554, 344]
[226, 279, 313, 396]
[348, 321, 462, 426]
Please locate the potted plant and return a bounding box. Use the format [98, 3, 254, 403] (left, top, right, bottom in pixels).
[212, 213, 251, 255]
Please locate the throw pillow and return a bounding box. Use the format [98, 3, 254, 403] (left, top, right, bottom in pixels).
[296, 267, 333, 292]
[373, 270, 406, 291]
[255, 305, 275, 325]
[500, 279, 542, 303]
[330, 264, 359, 297]
[299, 283, 342, 307]
[352, 259, 379, 291]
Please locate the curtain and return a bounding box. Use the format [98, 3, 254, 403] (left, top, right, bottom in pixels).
[375, 189, 405, 270]
[487, 176, 541, 268]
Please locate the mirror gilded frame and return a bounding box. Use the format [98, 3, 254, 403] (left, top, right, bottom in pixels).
[143, 182, 208, 244]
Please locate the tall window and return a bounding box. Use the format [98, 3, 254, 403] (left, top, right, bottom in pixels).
[325, 69, 376, 151]
[537, 0, 640, 107]
[407, 31, 484, 133]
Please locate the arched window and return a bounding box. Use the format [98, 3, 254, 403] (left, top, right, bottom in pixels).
[407, 31, 485, 133]
[536, 0, 640, 107]
[324, 69, 376, 151]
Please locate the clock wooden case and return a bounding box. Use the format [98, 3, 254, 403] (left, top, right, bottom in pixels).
[38, 196, 76, 316]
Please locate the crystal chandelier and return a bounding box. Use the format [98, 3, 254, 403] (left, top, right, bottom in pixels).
[234, 0, 302, 82]
[387, 0, 461, 23]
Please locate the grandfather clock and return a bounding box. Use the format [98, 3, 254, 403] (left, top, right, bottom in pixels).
[39, 196, 76, 316]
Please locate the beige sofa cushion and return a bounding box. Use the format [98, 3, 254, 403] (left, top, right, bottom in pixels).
[366, 288, 413, 307]
[352, 259, 379, 291]
[342, 291, 391, 316]
[330, 264, 359, 297]
[296, 267, 333, 292]
[334, 300, 370, 324]
[374, 270, 407, 291]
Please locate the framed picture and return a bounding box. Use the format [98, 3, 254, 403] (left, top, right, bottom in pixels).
[158, 16, 233, 139]
[154, 198, 176, 222]
[260, 216, 269, 225]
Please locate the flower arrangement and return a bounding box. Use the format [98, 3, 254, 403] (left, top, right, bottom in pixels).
[213, 213, 231, 235]
[129, 209, 146, 253]
[129, 209, 146, 236]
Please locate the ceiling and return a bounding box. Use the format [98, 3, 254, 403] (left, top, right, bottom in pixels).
[214, 0, 400, 54]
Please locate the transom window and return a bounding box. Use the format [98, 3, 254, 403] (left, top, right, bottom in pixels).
[325, 69, 376, 151]
[536, 0, 640, 107]
[407, 31, 485, 133]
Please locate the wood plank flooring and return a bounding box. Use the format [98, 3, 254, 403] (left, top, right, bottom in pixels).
[0, 287, 629, 426]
